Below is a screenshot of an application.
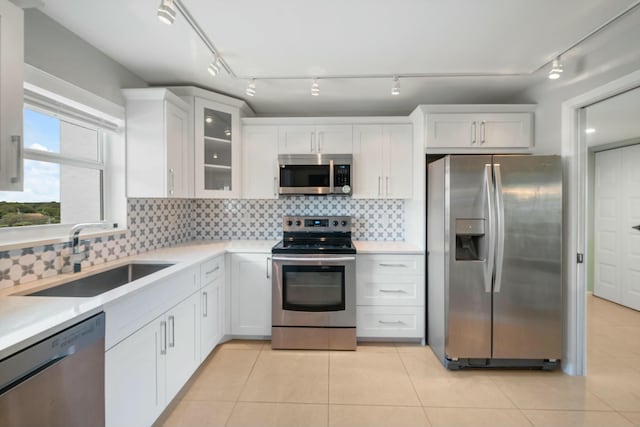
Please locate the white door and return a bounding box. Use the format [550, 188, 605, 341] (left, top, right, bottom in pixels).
[621, 144, 640, 310]
[200, 276, 223, 360]
[595, 149, 622, 303]
[165, 100, 189, 198]
[278, 125, 315, 154]
[0, 0, 24, 191]
[352, 125, 384, 199]
[242, 125, 279, 199]
[315, 125, 353, 154]
[384, 124, 413, 199]
[231, 253, 272, 336]
[165, 292, 199, 402]
[105, 318, 164, 427]
[426, 114, 476, 148]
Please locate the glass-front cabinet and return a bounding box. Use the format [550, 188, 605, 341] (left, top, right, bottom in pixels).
[195, 97, 240, 198]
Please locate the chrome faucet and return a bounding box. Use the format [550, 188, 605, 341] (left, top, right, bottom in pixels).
[69, 222, 118, 272]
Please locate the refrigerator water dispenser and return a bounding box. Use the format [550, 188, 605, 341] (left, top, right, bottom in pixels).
[455, 219, 485, 261]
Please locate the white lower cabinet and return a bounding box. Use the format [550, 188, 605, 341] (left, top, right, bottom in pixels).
[200, 273, 224, 360]
[231, 252, 272, 336]
[105, 291, 199, 427]
[356, 254, 425, 339]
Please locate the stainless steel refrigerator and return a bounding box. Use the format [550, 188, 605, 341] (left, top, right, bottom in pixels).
[427, 155, 562, 370]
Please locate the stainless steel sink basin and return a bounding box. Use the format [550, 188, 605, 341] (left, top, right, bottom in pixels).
[25, 263, 174, 297]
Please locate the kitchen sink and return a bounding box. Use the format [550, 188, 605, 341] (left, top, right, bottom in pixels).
[24, 263, 174, 297]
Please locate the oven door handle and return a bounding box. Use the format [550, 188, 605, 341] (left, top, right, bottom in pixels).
[272, 256, 356, 262]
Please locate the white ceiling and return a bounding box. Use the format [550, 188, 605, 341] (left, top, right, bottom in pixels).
[37, 0, 640, 115]
[586, 85, 640, 147]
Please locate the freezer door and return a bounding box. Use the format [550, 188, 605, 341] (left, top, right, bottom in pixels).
[446, 155, 493, 359]
[492, 155, 562, 359]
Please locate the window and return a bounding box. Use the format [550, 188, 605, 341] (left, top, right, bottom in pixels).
[0, 108, 105, 228]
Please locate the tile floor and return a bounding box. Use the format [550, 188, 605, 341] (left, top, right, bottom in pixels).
[161, 295, 640, 427]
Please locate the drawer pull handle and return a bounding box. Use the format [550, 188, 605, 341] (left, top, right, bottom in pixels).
[206, 266, 220, 275]
[379, 263, 408, 268]
[378, 320, 405, 325]
[379, 289, 406, 293]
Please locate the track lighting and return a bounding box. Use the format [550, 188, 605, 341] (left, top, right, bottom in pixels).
[208, 55, 221, 77]
[391, 77, 400, 96]
[157, 0, 176, 25]
[246, 79, 256, 97]
[311, 79, 320, 96]
[548, 58, 563, 80]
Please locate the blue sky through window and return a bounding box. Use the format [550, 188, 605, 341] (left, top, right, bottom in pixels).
[0, 109, 61, 202]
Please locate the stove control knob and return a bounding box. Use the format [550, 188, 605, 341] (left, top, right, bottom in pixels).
[295, 220, 301, 226]
[341, 220, 348, 226]
[333, 220, 339, 226]
[286, 220, 293, 226]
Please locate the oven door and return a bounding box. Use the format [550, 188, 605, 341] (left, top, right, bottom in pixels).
[272, 255, 355, 327]
[279, 164, 332, 195]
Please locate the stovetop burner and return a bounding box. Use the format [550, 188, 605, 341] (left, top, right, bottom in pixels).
[272, 215, 356, 255]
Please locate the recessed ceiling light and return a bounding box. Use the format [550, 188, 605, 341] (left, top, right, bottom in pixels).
[585, 128, 596, 134]
[548, 58, 563, 80]
[391, 77, 400, 96]
[246, 79, 256, 97]
[205, 116, 213, 124]
[157, 0, 176, 25]
[311, 79, 320, 96]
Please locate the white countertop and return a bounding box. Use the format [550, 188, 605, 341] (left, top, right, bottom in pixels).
[0, 238, 417, 359]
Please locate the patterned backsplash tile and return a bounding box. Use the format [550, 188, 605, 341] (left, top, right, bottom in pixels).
[0, 197, 404, 288]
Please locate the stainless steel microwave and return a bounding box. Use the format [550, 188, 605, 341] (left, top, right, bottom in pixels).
[278, 154, 352, 195]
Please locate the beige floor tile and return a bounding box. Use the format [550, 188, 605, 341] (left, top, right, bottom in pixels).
[395, 343, 430, 354]
[522, 410, 635, 427]
[329, 352, 421, 406]
[218, 339, 268, 350]
[400, 350, 485, 380]
[162, 400, 234, 427]
[620, 412, 640, 427]
[586, 372, 640, 411]
[355, 342, 399, 353]
[329, 405, 430, 427]
[424, 407, 532, 427]
[412, 375, 515, 408]
[183, 349, 259, 402]
[226, 402, 328, 427]
[492, 375, 611, 411]
[239, 350, 329, 403]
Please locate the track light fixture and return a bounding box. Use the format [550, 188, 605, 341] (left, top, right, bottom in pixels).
[246, 79, 256, 97]
[548, 58, 563, 80]
[157, 0, 176, 25]
[311, 78, 320, 96]
[391, 77, 400, 96]
[208, 55, 221, 77]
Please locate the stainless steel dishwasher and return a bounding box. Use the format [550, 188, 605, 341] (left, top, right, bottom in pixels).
[0, 312, 105, 427]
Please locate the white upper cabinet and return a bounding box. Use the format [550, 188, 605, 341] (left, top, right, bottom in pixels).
[242, 125, 279, 199]
[426, 112, 532, 151]
[195, 97, 241, 198]
[0, 0, 24, 191]
[124, 89, 191, 198]
[278, 125, 352, 154]
[352, 124, 413, 199]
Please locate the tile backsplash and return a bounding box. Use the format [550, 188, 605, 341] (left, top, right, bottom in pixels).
[0, 196, 404, 288]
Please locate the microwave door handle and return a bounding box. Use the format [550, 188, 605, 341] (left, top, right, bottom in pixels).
[329, 159, 335, 193]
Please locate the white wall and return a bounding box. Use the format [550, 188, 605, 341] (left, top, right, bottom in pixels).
[23, 9, 146, 106]
[516, 7, 640, 155]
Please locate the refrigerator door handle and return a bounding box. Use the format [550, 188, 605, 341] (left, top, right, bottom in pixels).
[493, 163, 505, 293]
[484, 164, 496, 293]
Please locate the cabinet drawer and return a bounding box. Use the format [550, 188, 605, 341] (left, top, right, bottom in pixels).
[356, 275, 424, 306]
[357, 254, 424, 277]
[201, 255, 224, 284]
[104, 266, 199, 350]
[357, 306, 424, 338]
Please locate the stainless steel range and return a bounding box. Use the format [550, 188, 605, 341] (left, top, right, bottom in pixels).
[271, 216, 356, 350]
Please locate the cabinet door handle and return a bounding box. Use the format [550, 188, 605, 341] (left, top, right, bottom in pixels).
[160, 320, 167, 355]
[206, 266, 220, 275]
[379, 263, 408, 268]
[266, 257, 271, 279]
[10, 135, 21, 184]
[168, 315, 175, 348]
[203, 292, 208, 317]
[386, 176, 390, 197]
[378, 176, 382, 197]
[480, 121, 486, 144]
[318, 131, 323, 153]
[310, 133, 315, 153]
[273, 176, 278, 196]
[378, 320, 405, 325]
[379, 289, 406, 293]
[471, 122, 477, 144]
[168, 168, 175, 195]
